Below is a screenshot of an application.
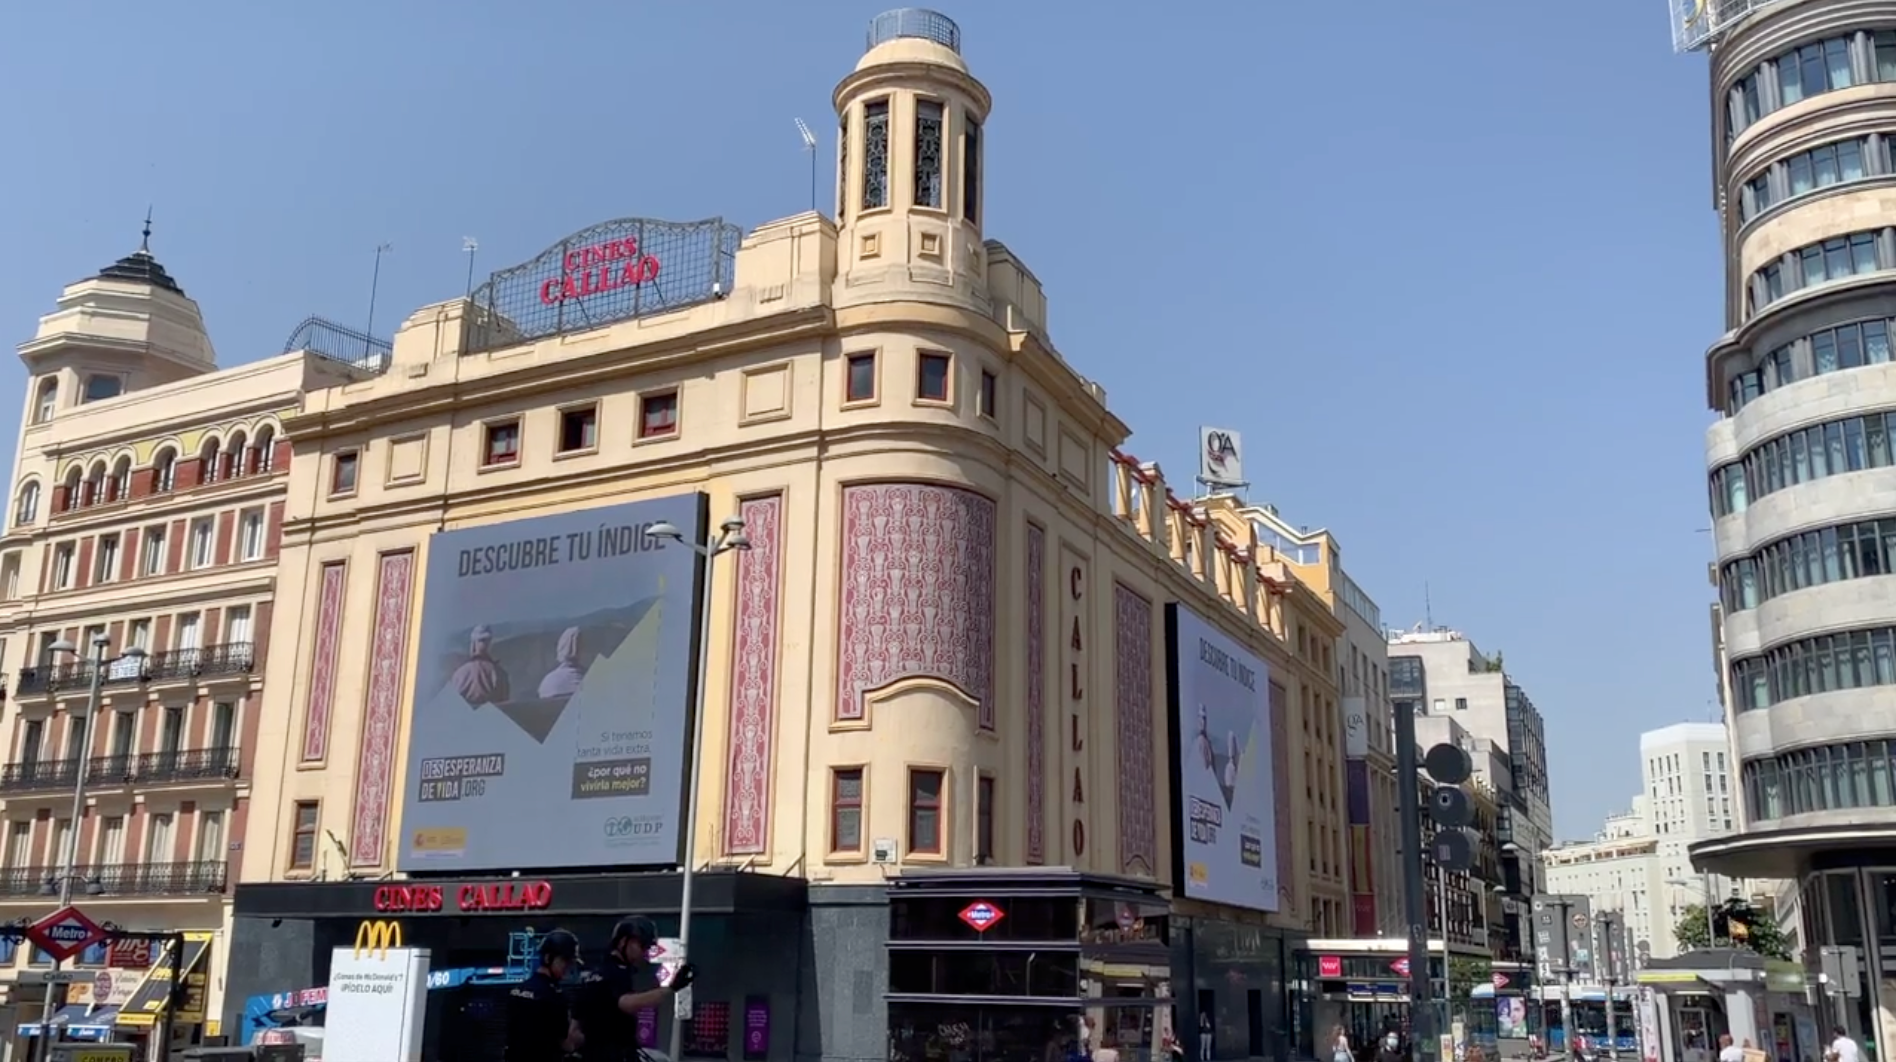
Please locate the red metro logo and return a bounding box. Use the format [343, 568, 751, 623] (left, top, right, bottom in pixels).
[539, 238, 661, 305]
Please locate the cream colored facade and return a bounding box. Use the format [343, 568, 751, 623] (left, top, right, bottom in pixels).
[0, 243, 373, 1041]
[240, 24, 1346, 935]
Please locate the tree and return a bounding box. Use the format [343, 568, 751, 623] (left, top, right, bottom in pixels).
[1448, 956, 1490, 1001]
[1674, 900, 1792, 960]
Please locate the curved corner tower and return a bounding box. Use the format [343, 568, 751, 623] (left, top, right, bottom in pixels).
[1695, 0, 1896, 1022]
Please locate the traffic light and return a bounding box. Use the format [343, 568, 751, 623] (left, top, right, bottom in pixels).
[1423, 743, 1474, 873]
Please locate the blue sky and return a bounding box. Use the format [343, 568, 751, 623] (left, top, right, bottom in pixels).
[0, 1, 1722, 839]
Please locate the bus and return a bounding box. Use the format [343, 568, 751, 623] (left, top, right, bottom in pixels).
[1471, 983, 1639, 1053]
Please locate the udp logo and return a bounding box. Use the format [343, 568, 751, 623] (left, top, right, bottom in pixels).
[354, 920, 403, 961]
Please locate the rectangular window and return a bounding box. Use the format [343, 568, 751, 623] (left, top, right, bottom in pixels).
[845, 353, 878, 403]
[144, 812, 173, 864]
[862, 100, 890, 210]
[189, 518, 214, 569]
[20, 720, 42, 764]
[914, 100, 944, 208]
[99, 815, 125, 866]
[211, 701, 235, 750]
[331, 451, 359, 495]
[239, 508, 265, 561]
[225, 604, 253, 646]
[52, 818, 72, 867]
[482, 421, 520, 466]
[142, 526, 166, 576]
[976, 775, 996, 863]
[176, 612, 201, 653]
[51, 543, 74, 589]
[0, 554, 16, 600]
[917, 353, 951, 402]
[290, 801, 320, 870]
[962, 119, 981, 223]
[1454, 697, 1468, 711]
[978, 370, 998, 419]
[637, 391, 679, 439]
[196, 811, 225, 863]
[831, 768, 864, 852]
[558, 405, 598, 453]
[110, 711, 135, 758]
[908, 768, 944, 855]
[95, 534, 119, 583]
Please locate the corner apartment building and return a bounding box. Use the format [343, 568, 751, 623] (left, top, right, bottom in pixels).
[1387, 627, 1554, 964]
[1228, 498, 1403, 938]
[0, 238, 376, 1052]
[219, 12, 1353, 1060]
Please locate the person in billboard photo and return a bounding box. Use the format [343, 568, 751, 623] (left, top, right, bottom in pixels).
[573, 915, 696, 1062]
[1194, 706, 1216, 773]
[538, 626, 591, 699]
[451, 624, 513, 707]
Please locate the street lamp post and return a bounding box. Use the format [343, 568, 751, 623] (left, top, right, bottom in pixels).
[647, 516, 749, 1062]
[32, 634, 142, 1062]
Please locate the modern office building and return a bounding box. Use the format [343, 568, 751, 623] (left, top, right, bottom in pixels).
[1543, 723, 1740, 964]
[0, 234, 378, 1055]
[1386, 628, 1555, 964]
[1681, 0, 1896, 1034]
[215, 11, 1350, 1059]
[1224, 498, 1403, 938]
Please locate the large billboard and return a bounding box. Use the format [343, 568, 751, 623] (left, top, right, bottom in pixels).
[1165, 603, 1278, 912]
[395, 493, 706, 873]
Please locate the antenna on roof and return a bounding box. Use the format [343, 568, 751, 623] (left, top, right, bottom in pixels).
[795, 118, 818, 213]
[140, 206, 154, 254]
[1425, 582, 1433, 630]
[463, 237, 480, 299]
[364, 242, 393, 363]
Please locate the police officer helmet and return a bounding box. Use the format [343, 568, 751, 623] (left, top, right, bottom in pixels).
[538, 928, 582, 964]
[610, 915, 660, 951]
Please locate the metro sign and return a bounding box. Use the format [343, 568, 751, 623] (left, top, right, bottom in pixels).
[27, 905, 107, 963]
[1389, 957, 1411, 977]
[1492, 973, 1511, 989]
[959, 901, 1005, 933]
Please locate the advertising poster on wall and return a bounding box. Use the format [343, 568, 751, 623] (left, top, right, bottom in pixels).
[395, 493, 706, 873]
[1165, 603, 1278, 912]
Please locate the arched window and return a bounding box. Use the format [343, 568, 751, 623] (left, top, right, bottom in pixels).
[34, 380, 56, 424]
[83, 462, 107, 507]
[13, 482, 39, 527]
[226, 431, 248, 479]
[254, 425, 277, 472]
[109, 456, 132, 502]
[199, 438, 221, 485]
[61, 468, 81, 512]
[152, 448, 177, 493]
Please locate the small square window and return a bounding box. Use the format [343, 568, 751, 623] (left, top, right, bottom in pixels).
[978, 370, 998, 419]
[558, 406, 598, 454]
[831, 768, 864, 853]
[845, 353, 877, 404]
[483, 420, 521, 466]
[638, 391, 678, 439]
[917, 353, 951, 402]
[331, 452, 359, 495]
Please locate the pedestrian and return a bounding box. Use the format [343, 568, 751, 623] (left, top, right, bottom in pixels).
[504, 929, 585, 1061]
[572, 915, 697, 1061]
[1825, 1026, 1861, 1062]
[1376, 1029, 1406, 1062]
[1332, 1025, 1354, 1062]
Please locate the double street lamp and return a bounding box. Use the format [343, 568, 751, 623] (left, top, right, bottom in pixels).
[645, 516, 749, 1062]
[31, 633, 144, 1062]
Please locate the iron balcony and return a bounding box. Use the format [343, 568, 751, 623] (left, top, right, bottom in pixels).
[0, 860, 228, 898]
[0, 747, 240, 793]
[13, 641, 256, 694]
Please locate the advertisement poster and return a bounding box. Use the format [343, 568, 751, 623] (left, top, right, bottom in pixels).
[1166, 603, 1278, 912]
[324, 942, 431, 1062]
[396, 493, 705, 872]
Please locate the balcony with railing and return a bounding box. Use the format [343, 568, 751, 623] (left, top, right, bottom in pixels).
[0, 747, 240, 794]
[14, 642, 254, 695]
[0, 861, 227, 899]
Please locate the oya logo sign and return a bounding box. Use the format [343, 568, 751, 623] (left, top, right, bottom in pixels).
[28, 905, 107, 963]
[958, 901, 1006, 933]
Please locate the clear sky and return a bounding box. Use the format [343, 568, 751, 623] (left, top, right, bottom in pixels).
[0, 0, 1723, 839]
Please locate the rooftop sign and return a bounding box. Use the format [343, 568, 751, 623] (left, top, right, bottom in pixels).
[466, 216, 741, 353]
[1669, 0, 1794, 52]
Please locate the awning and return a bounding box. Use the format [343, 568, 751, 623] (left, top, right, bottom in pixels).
[69, 1007, 120, 1041]
[18, 1003, 89, 1037]
[115, 932, 213, 1027]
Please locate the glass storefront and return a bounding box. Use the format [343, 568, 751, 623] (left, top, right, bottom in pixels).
[1797, 861, 1896, 1057]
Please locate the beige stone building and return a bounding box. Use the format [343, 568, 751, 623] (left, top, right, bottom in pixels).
[0, 236, 378, 1054]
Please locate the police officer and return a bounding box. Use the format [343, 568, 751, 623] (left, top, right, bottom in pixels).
[573, 915, 696, 1061]
[505, 928, 586, 1061]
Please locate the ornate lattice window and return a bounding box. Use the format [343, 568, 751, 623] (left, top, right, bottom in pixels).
[863, 100, 890, 210]
[914, 100, 943, 208]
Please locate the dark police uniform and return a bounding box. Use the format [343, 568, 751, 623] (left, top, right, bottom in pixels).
[504, 968, 573, 1061]
[573, 955, 655, 1061]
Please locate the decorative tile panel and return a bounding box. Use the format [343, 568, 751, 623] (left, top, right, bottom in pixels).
[1271, 681, 1294, 909]
[350, 551, 415, 867]
[835, 484, 996, 725]
[722, 494, 784, 856]
[1025, 524, 1046, 864]
[1114, 583, 1157, 876]
[300, 562, 348, 762]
